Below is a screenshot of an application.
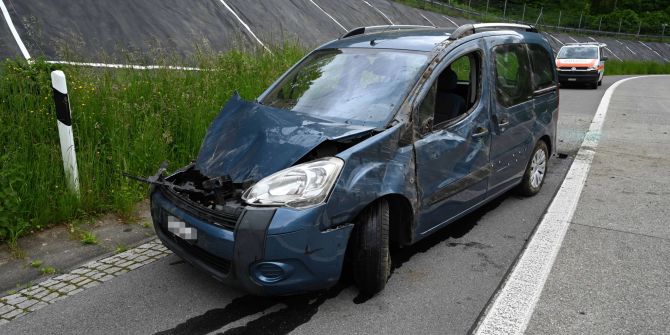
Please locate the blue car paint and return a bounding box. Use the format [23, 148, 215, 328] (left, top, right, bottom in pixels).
[149, 28, 558, 295]
[196, 94, 376, 182]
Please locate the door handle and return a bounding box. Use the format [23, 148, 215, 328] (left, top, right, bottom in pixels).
[472, 127, 489, 138]
[498, 116, 510, 127]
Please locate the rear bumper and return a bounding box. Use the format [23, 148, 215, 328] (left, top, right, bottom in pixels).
[557, 71, 599, 83]
[150, 187, 352, 295]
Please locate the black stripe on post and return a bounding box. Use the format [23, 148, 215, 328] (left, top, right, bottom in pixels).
[52, 88, 72, 126]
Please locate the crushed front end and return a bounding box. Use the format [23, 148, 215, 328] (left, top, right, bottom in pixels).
[148, 164, 352, 295]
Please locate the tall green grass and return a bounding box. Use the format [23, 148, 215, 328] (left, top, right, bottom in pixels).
[604, 60, 670, 75]
[0, 45, 305, 243]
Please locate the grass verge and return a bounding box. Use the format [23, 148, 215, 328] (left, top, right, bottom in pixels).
[604, 60, 670, 75]
[0, 45, 306, 245]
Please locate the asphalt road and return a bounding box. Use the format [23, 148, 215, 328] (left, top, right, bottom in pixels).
[1, 77, 623, 335]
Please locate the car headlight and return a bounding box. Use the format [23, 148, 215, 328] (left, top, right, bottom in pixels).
[241, 157, 344, 209]
[589, 65, 598, 71]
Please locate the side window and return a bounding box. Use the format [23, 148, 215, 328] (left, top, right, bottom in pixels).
[527, 44, 556, 91]
[494, 44, 532, 107]
[418, 52, 481, 133]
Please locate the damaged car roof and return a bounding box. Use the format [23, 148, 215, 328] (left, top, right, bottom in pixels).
[323, 28, 454, 52]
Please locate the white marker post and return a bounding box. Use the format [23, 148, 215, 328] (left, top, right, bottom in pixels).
[51, 70, 80, 195]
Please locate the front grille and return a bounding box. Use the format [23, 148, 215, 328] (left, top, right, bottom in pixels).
[558, 66, 590, 71]
[158, 219, 232, 274]
[157, 186, 242, 230]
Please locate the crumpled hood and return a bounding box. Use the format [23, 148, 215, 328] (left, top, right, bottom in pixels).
[195, 94, 376, 183]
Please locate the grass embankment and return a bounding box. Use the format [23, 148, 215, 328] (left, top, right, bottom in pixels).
[0, 45, 305, 244]
[604, 60, 670, 75]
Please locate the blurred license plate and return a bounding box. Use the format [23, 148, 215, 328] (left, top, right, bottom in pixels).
[167, 215, 198, 241]
[568, 78, 577, 81]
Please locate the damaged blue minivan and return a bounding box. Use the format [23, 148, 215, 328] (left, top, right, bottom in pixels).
[147, 24, 558, 296]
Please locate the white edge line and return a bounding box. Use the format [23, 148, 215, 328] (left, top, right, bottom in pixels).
[442, 15, 459, 28]
[0, 0, 30, 59]
[309, 0, 347, 32]
[45, 60, 202, 71]
[217, 0, 270, 53]
[568, 36, 579, 43]
[420, 13, 435, 27]
[473, 76, 654, 335]
[362, 0, 394, 25]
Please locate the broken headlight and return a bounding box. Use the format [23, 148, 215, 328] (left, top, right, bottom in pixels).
[241, 157, 344, 209]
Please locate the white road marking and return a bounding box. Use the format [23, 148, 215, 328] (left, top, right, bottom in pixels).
[547, 33, 564, 45]
[625, 44, 637, 55]
[308, 0, 347, 32]
[639, 41, 669, 62]
[45, 60, 202, 71]
[604, 47, 622, 61]
[473, 76, 653, 335]
[420, 13, 435, 27]
[362, 0, 394, 25]
[568, 36, 579, 43]
[442, 15, 459, 27]
[615, 39, 624, 45]
[216, 0, 270, 52]
[0, 0, 30, 59]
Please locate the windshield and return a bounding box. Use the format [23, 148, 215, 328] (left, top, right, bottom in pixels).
[557, 46, 598, 59]
[261, 49, 428, 127]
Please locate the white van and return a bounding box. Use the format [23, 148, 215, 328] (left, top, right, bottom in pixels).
[555, 42, 608, 89]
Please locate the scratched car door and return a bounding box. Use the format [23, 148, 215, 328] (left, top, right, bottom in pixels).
[488, 41, 535, 193]
[413, 45, 491, 236]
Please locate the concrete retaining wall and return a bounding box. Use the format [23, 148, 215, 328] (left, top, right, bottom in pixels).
[1, 0, 668, 63]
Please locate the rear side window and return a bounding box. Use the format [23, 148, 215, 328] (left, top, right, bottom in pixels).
[528, 44, 556, 91]
[494, 44, 532, 107]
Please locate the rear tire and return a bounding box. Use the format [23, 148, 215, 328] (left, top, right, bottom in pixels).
[517, 141, 548, 196]
[352, 199, 391, 296]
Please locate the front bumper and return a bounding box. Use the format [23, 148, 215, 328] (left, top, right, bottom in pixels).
[557, 70, 599, 83]
[150, 187, 353, 295]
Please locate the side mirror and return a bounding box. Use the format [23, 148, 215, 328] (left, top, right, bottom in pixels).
[602, 56, 609, 61]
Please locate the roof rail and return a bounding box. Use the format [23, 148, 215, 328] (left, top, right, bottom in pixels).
[565, 42, 607, 47]
[340, 25, 436, 39]
[448, 23, 537, 40]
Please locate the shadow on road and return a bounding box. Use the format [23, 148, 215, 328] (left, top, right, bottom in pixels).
[156, 193, 511, 335]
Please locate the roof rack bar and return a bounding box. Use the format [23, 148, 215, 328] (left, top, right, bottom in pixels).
[448, 23, 537, 40]
[565, 42, 607, 47]
[340, 25, 436, 39]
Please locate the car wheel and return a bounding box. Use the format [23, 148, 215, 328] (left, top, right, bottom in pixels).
[598, 79, 602, 86]
[352, 198, 391, 296]
[517, 141, 548, 196]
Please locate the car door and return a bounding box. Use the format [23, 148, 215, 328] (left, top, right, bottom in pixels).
[527, 43, 559, 151]
[413, 41, 491, 236]
[488, 41, 535, 193]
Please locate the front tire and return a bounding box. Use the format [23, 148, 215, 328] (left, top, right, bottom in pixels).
[351, 199, 391, 296]
[517, 141, 548, 196]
